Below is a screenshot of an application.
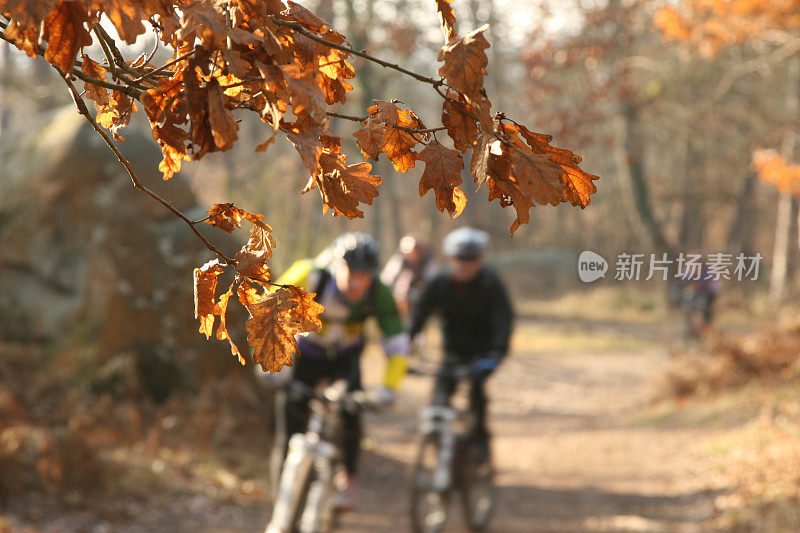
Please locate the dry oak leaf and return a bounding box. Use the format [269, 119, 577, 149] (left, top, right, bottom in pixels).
[207, 78, 239, 150]
[419, 140, 466, 217]
[442, 90, 477, 152]
[435, 0, 457, 43]
[437, 24, 490, 100]
[194, 258, 225, 339]
[310, 152, 381, 218]
[238, 284, 324, 373]
[96, 90, 137, 141]
[0, 0, 58, 31]
[470, 131, 492, 187]
[90, 0, 172, 44]
[368, 100, 425, 173]
[42, 1, 93, 74]
[214, 284, 244, 364]
[235, 219, 277, 282]
[353, 114, 386, 161]
[4, 18, 41, 57]
[80, 54, 109, 109]
[142, 73, 190, 179]
[514, 123, 598, 207]
[281, 63, 328, 124]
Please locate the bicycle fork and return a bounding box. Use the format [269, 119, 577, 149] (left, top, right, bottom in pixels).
[419, 406, 457, 492]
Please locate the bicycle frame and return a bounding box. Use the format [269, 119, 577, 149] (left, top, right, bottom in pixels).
[417, 405, 457, 492]
[266, 381, 372, 533]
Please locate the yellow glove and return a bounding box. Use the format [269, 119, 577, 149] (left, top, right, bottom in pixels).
[382, 354, 408, 391]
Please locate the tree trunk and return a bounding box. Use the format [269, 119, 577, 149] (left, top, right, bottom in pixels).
[621, 103, 673, 254]
[769, 56, 800, 303]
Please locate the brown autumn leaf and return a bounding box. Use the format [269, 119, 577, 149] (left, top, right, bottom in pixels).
[96, 89, 137, 141]
[0, 0, 58, 31]
[281, 63, 327, 124]
[368, 100, 425, 173]
[442, 90, 478, 152]
[510, 149, 565, 207]
[90, 0, 171, 44]
[310, 151, 381, 218]
[207, 78, 238, 150]
[514, 123, 599, 207]
[42, 1, 93, 74]
[194, 258, 225, 339]
[353, 114, 386, 160]
[204, 203, 242, 233]
[3, 18, 41, 57]
[214, 283, 244, 364]
[235, 220, 276, 282]
[80, 54, 109, 109]
[435, 0, 457, 43]
[419, 140, 466, 217]
[141, 72, 190, 179]
[238, 284, 297, 373]
[437, 25, 490, 100]
[470, 132, 491, 189]
[238, 283, 324, 373]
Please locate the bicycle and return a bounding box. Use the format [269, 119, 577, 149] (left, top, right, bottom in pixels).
[265, 380, 377, 533]
[409, 363, 495, 533]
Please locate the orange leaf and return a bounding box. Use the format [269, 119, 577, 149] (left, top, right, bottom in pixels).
[514, 123, 599, 207]
[353, 115, 386, 161]
[435, 0, 457, 43]
[310, 152, 381, 218]
[193, 259, 225, 339]
[368, 100, 425, 173]
[95, 90, 137, 141]
[238, 284, 324, 373]
[90, 0, 172, 44]
[42, 1, 93, 74]
[442, 90, 478, 152]
[437, 25, 490, 100]
[207, 78, 239, 150]
[235, 219, 276, 282]
[418, 140, 466, 217]
[80, 54, 109, 109]
[214, 284, 244, 365]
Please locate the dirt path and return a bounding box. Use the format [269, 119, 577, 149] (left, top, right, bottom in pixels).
[3, 317, 732, 533]
[329, 323, 725, 533]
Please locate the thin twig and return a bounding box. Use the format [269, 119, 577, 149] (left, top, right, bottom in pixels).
[62, 76, 234, 265]
[325, 111, 446, 134]
[271, 17, 445, 88]
[132, 50, 196, 83]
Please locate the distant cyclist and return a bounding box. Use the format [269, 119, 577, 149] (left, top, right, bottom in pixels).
[409, 227, 514, 461]
[380, 234, 438, 320]
[269, 232, 409, 510]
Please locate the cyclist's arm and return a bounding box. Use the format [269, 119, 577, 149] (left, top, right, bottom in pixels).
[408, 275, 441, 340]
[487, 272, 514, 358]
[373, 281, 410, 390]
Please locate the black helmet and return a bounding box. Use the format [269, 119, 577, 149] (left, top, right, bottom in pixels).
[332, 232, 380, 272]
[442, 227, 489, 259]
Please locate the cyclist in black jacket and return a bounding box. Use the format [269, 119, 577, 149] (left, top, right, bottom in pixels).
[409, 227, 514, 460]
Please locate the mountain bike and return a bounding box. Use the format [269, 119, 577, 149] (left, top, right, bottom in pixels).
[409, 364, 495, 533]
[265, 380, 377, 533]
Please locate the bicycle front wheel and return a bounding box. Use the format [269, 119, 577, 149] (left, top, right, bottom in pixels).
[410, 433, 449, 533]
[460, 458, 494, 531]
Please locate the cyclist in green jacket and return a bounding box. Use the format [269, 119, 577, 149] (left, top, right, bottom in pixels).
[270, 232, 409, 510]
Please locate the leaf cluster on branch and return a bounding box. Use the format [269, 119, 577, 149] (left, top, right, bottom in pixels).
[1, 0, 598, 371]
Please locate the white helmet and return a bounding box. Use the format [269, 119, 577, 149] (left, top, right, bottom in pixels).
[442, 227, 489, 259]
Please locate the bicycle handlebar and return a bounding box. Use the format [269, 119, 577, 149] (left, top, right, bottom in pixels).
[286, 380, 379, 412]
